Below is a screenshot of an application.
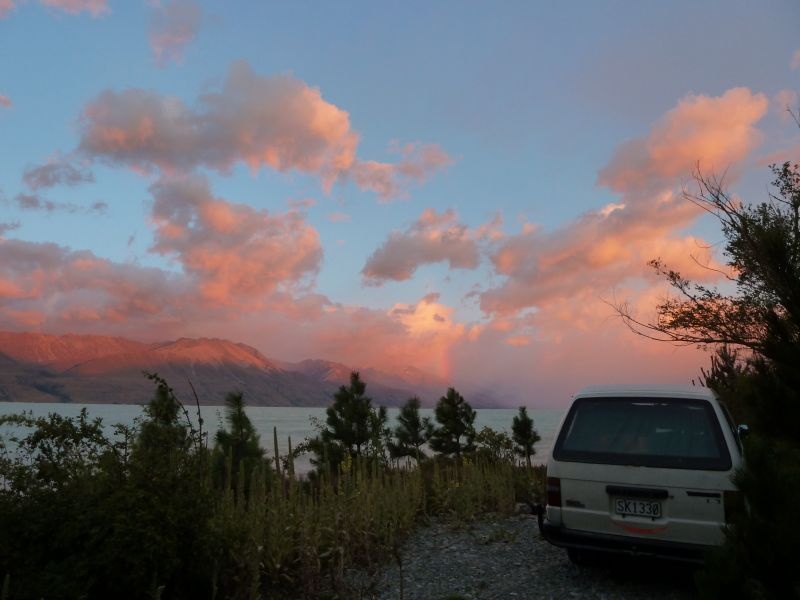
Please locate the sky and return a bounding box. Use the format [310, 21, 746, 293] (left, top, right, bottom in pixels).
[1, 1, 799, 406]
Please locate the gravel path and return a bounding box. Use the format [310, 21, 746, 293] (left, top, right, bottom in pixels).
[349, 515, 697, 600]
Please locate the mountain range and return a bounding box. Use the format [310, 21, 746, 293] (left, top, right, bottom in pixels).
[0, 331, 462, 407]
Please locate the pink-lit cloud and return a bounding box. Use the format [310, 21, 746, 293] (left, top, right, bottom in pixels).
[362, 208, 480, 284]
[23, 154, 94, 189]
[0, 1, 13, 18]
[327, 212, 351, 223]
[291, 292, 470, 380]
[791, 50, 800, 70]
[79, 61, 358, 182]
[40, 0, 108, 16]
[0, 238, 189, 333]
[597, 88, 768, 195]
[149, 0, 202, 67]
[481, 87, 768, 316]
[0, 94, 11, 108]
[351, 143, 452, 201]
[773, 89, 799, 122]
[78, 61, 447, 197]
[149, 174, 322, 304]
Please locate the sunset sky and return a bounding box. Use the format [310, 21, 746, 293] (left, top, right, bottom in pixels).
[1, 1, 799, 406]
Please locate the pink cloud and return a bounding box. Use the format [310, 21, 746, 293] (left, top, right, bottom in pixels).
[327, 212, 351, 223]
[773, 89, 799, 121]
[362, 208, 480, 284]
[791, 50, 800, 70]
[40, 0, 108, 16]
[296, 293, 469, 381]
[481, 87, 767, 316]
[0, 238, 190, 333]
[0, 0, 13, 18]
[149, 0, 202, 67]
[350, 143, 453, 201]
[78, 61, 447, 198]
[149, 175, 322, 304]
[597, 88, 768, 195]
[79, 61, 359, 183]
[0, 93, 11, 108]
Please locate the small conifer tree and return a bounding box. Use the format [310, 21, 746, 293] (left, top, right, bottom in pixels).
[511, 406, 541, 469]
[429, 387, 476, 458]
[389, 396, 433, 464]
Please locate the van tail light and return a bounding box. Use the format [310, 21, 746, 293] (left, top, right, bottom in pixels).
[724, 490, 744, 524]
[547, 477, 562, 507]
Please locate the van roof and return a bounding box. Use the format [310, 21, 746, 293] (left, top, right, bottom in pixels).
[573, 384, 716, 401]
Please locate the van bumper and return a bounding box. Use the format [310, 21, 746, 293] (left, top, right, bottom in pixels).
[535, 505, 711, 564]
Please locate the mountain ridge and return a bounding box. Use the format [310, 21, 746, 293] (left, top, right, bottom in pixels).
[0, 331, 473, 407]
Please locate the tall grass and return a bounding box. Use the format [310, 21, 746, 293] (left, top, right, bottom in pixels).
[206, 453, 542, 599]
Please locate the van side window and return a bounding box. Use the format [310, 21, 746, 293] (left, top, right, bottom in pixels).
[719, 402, 743, 454]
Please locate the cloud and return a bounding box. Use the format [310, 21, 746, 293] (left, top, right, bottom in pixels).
[773, 89, 799, 121]
[23, 154, 94, 189]
[12, 192, 106, 215]
[792, 50, 800, 70]
[0, 238, 189, 332]
[79, 61, 359, 183]
[327, 212, 351, 223]
[0, 93, 11, 108]
[78, 61, 447, 197]
[0, 222, 19, 236]
[0, 0, 13, 17]
[350, 143, 452, 201]
[149, 174, 323, 304]
[149, 0, 202, 67]
[362, 208, 480, 284]
[597, 88, 768, 195]
[481, 87, 768, 316]
[39, 0, 108, 16]
[294, 292, 469, 380]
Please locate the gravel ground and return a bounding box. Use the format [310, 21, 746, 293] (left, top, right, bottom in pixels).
[347, 515, 697, 600]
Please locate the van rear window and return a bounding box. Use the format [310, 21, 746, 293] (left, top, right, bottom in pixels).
[553, 397, 732, 470]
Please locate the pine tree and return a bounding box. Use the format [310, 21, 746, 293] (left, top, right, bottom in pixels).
[212, 390, 266, 490]
[429, 387, 476, 458]
[389, 396, 433, 464]
[511, 406, 541, 469]
[308, 372, 388, 470]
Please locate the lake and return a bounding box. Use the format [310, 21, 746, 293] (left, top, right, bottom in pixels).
[0, 403, 565, 475]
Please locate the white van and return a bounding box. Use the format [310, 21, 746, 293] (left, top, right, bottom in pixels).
[538, 385, 745, 564]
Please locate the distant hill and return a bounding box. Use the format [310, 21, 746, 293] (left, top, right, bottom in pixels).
[0, 331, 470, 407]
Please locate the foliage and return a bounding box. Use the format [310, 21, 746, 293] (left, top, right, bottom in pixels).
[429, 388, 476, 458]
[212, 390, 268, 491]
[618, 157, 800, 598]
[388, 396, 433, 463]
[0, 371, 545, 599]
[511, 406, 541, 469]
[0, 374, 214, 600]
[473, 426, 515, 463]
[307, 372, 390, 471]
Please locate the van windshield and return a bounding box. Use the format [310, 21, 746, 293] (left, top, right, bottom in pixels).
[553, 397, 732, 470]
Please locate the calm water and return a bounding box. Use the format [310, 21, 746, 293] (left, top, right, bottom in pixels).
[0, 403, 565, 475]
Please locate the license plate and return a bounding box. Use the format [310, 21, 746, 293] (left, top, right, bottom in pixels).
[615, 498, 662, 518]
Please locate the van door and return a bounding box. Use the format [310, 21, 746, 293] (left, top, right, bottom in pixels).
[552, 397, 734, 546]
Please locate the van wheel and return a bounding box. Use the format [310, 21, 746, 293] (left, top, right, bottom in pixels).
[567, 548, 595, 566]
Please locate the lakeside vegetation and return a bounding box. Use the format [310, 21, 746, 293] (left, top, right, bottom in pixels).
[0, 372, 544, 600]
